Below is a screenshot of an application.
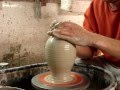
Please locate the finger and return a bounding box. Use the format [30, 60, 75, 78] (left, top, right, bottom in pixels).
[53, 32, 76, 45]
[48, 30, 76, 45]
[53, 28, 73, 37]
[53, 31, 72, 41]
[60, 22, 76, 28]
[47, 31, 54, 36]
[57, 22, 71, 28]
[61, 22, 83, 31]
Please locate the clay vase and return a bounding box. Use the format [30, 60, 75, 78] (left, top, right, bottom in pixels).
[45, 36, 76, 84]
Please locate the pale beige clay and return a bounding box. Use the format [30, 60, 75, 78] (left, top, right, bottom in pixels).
[45, 36, 76, 84]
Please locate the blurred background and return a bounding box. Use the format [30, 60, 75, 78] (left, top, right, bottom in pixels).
[0, 0, 91, 68]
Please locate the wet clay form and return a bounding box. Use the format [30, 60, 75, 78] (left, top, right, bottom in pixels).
[32, 36, 90, 90]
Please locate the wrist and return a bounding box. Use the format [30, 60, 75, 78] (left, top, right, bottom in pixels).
[86, 31, 99, 47]
[91, 33, 105, 50]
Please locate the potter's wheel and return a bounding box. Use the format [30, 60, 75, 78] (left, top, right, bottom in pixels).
[32, 71, 89, 90]
[31, 63, 116, 90]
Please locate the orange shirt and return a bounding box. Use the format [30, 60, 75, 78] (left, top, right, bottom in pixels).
[83, 0, 120, 66]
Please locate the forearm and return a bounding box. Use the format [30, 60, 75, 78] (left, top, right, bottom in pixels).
[76, 45, 96, 59]
[91, 33, 120, 59]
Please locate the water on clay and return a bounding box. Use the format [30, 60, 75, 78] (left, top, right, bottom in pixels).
[31, 63, 116, 90]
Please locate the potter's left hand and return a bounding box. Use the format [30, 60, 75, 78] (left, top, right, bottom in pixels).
[48, 22, 95, 46]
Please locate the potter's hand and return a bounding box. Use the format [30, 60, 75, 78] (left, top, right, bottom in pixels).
[48, 22, 95, 46]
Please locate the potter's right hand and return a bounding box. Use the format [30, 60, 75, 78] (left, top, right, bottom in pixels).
[47, 22, 95, 46]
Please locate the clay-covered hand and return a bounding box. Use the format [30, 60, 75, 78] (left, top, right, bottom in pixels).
[47, 22, 95, 46]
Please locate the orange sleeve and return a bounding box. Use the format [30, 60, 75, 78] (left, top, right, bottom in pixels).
[83, 0, 98, 33]
[83, 0, 99, 54]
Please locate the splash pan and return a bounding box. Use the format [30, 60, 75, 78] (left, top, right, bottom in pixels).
[31, 63, 116, 90]
[0, 86, 24, 90]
